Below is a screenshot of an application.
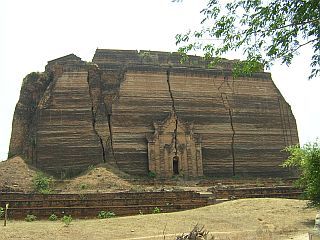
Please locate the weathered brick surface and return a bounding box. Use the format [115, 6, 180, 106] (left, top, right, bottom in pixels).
[9, 49, 299, 178]
[0, 191, 209, 219]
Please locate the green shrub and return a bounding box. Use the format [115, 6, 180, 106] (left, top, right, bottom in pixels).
[0, 207, 4, 219]
[79, 183, 88, 190]
[98, 211, 107, 219]
[148, 171, 156, 178]
[153, 207, 161, 214]
[32, 172, 52, 194]
[61, 215, 72, 226]
[25, 214, 37, 222]
[48, 213, 58, 221]
[98, 211, 116, 219]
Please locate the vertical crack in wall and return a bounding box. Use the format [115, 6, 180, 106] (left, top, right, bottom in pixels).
[106, 113, 116, 162]
[278, 97, 288, 146]
[166, 68, 178, 156]
[102, 67, 127, 165]
[228, 107, 236, 176]
[87, 73, 106, 163]
[214, 76, 236, 176]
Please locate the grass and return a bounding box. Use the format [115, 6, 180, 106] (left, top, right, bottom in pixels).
[0, 198, 317, 240]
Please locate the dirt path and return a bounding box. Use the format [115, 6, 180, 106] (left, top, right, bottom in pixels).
[1, 198, 317, 240]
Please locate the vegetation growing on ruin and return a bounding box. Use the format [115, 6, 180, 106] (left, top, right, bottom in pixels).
[98, 211, 116, 219]
[283, 140, 320, 207]
[25, 214, 37, 222]
[32, 172, 52, 194]
[0, 207, 4, 219]
[153, 207, 161, 214]
[175, 0, 320, 79]
[48, 214, 58, 221]
[61, 215, 73, 226]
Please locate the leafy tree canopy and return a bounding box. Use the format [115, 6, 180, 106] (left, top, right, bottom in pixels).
[175, 0, 320, 79]
[282, 140, 320, 207]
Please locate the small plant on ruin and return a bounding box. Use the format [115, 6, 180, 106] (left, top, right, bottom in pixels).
[25, 214, 37, 222]
[148, 171, 156, 179]
[48, 213, 58, 221]
[139, 210, 143, 215]
[98, 211, 116, 219]
[87, 165, 95, 171]
[61, 215, 72, 226]
[0, 207, 4, 219]
[106, 211, 116, 218]
[98, 211, 107, 219]
[153, 207, 161, 214]
[79, 183, 88, 190]
[32, 172, 52, 194]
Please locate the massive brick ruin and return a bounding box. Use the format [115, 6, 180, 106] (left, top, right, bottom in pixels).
[9, 49, 299, 178]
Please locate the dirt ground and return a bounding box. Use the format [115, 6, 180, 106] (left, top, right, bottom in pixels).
[0, 156, 37, 192]
[0, 198, 318, 240]
[0, 156, 132, 193]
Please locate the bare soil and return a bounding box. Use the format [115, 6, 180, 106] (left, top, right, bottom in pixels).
[0, 198, 318, 240]
[0, 156, 37, 192]
[0, 157, 132, 193]
[56, 165, 132, 193]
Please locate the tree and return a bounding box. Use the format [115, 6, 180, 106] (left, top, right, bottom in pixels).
[282, 140, 320, 207]
[175, 0, 320, 79]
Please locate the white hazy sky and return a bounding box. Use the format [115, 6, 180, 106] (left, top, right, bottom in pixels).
[0, 0, 319, 160]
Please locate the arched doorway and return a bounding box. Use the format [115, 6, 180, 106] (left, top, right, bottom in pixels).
[173, 156, 179, 175]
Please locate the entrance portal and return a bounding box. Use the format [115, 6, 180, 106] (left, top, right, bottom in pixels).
[147, 111, 203, 178]
[173, 156, 179, 175]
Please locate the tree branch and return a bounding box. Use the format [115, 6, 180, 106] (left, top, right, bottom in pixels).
[292, 38, 319, 53]
[249, 18, 320, 35]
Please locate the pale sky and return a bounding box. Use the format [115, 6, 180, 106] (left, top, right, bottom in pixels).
[0, 0, 319, 160]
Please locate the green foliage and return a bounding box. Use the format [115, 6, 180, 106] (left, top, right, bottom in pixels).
[175, 0, 320, 79]
[282, 140, 320, 207]
[148, 171, 156, 178]
[153, 207, 161, 214]
[0, 207, 4, 219]
[48, 213, 58, 221]
[32, 172, 52, 194]
[87, 165, 95, 171]
[26, 72, 41, 82]
[79, 183, 88, 190]
[61, 215, 73, 226]
[25, 214, 37, 222]
[98, 211, 116, 219]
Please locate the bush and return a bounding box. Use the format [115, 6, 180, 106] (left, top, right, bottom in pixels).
[48, 213, 58, 221]
[61, 215, 72, 226]
[79, 183, 88, 190]
[98, 211, 116, 219]
[282, 140, 320, 206]
[153, 207, 161, 214]
[32, 172, 52, 194]
[25, 214, 37, 222]
[0, 207, 4, 219]
[148, 171, 156, 178]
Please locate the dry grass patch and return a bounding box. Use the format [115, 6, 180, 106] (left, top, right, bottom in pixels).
[0, 198, 317, 240]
